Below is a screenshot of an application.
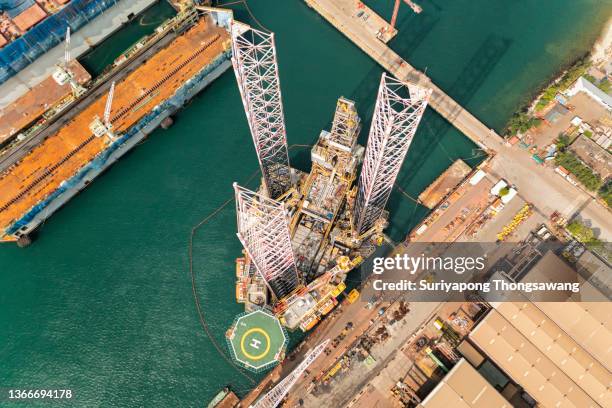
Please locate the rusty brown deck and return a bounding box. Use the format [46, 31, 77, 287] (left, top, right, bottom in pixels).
[0, 61, 91, 145]
[0, 17, 229, 236]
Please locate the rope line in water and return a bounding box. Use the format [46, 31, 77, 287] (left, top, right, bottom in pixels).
[188, 145, 312, 386]
[394, 184, 421, 204]
[189, 190, 258, 384]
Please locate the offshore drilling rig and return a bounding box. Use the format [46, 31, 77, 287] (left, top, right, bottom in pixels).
[229, 23, 431, 333]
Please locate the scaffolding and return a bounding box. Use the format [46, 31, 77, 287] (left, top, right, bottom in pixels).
[329, 97, 360, 150]
[234, 183, 300, 300]
[354, 73, 430, 236]
[231, 26, 291, 199]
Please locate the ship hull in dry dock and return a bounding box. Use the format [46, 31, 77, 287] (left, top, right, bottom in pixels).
[2, 53, 232, 245]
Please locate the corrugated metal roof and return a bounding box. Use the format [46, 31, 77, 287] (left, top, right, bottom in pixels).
[470, 307, 610, 407]
[420, 359, 511, 408]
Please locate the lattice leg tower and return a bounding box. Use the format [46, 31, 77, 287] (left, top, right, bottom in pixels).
[234, 183, 299, 299]
[354, 73, 431, 236]
[231, 26, 292, 199]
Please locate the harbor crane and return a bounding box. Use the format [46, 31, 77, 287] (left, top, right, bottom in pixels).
[234, 183, 300, 300]
[353, 73, 430, 236]
[231, 25, 292, 199]
[52, 27, 86, 97]
[390, 0, 422, 28]
[89, 82, 117, 143]
[251, 339, 330, 408]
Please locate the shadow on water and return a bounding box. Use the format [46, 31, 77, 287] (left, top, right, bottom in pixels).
[384, 34, 511, 238]
[390, 11, 440, 60]
[446, 34, 513, 109]
[346, 12, 439, 126]
[397, 33, 512, 185]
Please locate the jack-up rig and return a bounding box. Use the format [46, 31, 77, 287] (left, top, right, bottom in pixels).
[228, 23, 431, 335]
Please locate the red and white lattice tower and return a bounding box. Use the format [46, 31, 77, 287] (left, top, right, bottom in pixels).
[231, 26, 292, 199]
[251, 339, 330, 408]
[234, 183, 299, 299]
[354, 73, 431, 236]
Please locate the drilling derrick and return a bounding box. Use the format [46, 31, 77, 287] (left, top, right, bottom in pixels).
[329, 97, 360, 151]
[251, 339, 330, 408]
[231, 27, 292, 199]
[353, 73, 431, 236]
[234, 183, 300, 300]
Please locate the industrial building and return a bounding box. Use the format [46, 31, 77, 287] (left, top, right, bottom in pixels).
[464, 250, 612, 408]
[418, 358, 511, 408]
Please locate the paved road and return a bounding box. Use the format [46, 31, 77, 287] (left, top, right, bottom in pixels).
[304, 0, 611, 240]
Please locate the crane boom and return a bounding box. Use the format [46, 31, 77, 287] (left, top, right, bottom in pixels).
[64, 27, 71, 64]
[390, 0, 422, 29]
[104, 82, 115, 127]
[390, 0, 401, 29]
[251, 339, 330, 408]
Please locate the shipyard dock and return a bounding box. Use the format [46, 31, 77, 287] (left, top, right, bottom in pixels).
[303, 0, 612, 240]
[0, 0, 166, 107]
[303, 0, 499, 151]
[0, 12, 231, 243]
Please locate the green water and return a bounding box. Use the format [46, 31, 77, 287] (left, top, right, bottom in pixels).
[1, 0, 610, 406]
[79, 0, 177, 77]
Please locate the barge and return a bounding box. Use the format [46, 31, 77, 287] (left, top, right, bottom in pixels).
[0, 7, 234, 245]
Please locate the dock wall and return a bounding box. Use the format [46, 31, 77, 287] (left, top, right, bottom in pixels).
[0, 0, 160, 108]
[5, 51, 232, 238]
[303, 0, 499, 151]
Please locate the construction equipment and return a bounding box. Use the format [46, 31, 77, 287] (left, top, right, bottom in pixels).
[251, 339, 330, 408]
[89, 82, 117, 142]
[52, 27, 86, 97]
[390, 0, 422, 29]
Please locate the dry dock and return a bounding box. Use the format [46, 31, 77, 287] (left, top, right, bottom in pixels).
[0, 17, 230, 240]
[0, 61, 91, 146]
[303, 0, 498, 151]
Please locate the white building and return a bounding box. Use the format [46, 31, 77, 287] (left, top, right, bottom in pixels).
[565, 76, 612, 111]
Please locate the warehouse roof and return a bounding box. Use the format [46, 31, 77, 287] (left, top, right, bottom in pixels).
[470, 306, 610, 407]
[419, 359, 511, 408]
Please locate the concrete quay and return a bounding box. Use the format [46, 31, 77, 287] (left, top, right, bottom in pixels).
[303, 0, 496, 151]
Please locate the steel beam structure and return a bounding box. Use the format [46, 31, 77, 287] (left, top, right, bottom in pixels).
[231, 27, 291, 199]
[234, 183, 299, 299]
[251, 339, 330, 408]
[329, 97, 360, 150]
[354, 73, 430, 236]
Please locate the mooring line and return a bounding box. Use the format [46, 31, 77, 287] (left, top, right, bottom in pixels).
[188, 145, 312, 386]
